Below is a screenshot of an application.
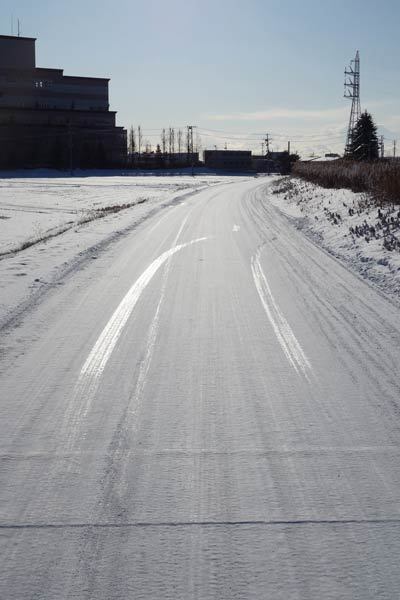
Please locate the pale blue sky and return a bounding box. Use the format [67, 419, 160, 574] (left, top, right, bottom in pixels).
[2, 0, 399, 156]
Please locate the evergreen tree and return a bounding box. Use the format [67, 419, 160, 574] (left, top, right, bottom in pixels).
[349, 111, 379, 160]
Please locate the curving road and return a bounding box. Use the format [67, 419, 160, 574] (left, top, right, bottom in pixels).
[1, 178, 400, 599]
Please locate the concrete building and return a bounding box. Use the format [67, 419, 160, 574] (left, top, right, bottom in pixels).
[203, 150, 252, 171]
[0, 34, 126, 169]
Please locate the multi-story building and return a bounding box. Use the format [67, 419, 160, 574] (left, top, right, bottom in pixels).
[0, 34, 127, 169]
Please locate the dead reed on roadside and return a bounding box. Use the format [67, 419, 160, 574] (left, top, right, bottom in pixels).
[293, 159, 400, 205]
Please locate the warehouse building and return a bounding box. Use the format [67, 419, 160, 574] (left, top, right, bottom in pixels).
[203, 150, 252, 171]
[0, 34, 126, 169]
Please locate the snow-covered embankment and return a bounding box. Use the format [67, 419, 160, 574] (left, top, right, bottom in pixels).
[268, 177, 400, 301]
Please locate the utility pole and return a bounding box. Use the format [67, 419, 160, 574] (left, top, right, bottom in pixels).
[187, 125, 194, 154]
[344, 50, 361, 154]
[288, 140, 291, 155]
[261, 142, 265, 156]
[379, 135, 384, 159]
[138, 125, 142, 161]
[393, 139, 396, 158]
[265, 133, 270, 156]
[187, 125, 195, 174]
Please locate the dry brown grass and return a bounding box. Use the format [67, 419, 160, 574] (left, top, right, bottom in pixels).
[293, 159, 400, 205]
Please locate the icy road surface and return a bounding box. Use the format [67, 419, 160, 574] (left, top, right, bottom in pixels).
[1, 177, 400, 599]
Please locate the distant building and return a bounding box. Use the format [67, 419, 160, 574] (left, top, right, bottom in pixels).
[203, 150, 252, 171]
[129, 151, 199, 169]
[0, 34, 126, 169]
[251, 155, 276, 173]
[166, 152, 199, 166]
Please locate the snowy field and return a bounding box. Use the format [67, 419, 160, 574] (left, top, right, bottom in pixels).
[0, 173, 249, 326]
[268, 177, 400, 301]
[0, 173, 235, 255]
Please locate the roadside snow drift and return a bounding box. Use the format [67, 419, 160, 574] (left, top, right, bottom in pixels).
[268, 177, 400, 301]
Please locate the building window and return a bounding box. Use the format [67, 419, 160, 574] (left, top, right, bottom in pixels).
[34, 80, 48, 88]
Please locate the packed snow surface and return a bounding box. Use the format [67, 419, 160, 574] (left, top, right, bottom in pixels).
[1, 177, 400, 598]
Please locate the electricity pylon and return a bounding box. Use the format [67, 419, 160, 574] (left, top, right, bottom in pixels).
[344, 50, 361, 154]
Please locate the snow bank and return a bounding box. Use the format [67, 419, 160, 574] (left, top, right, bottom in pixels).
[268, 177, 400, 300]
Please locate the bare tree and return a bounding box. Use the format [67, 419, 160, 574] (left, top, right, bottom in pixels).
[195, 131, 202, 155]
[186, 127, 190, 155]
[132, 128, 136, 153]
[128, 126, 136, 154]
[138, 125, 142, 157]
[161, 128, 167, 154]
[169, 127, 175, 156]
[177, 129, 183, 154]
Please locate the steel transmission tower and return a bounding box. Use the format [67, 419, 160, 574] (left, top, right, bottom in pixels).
[344, 50, 361, 154]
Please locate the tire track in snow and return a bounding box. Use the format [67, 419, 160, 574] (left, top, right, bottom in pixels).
[63, 227, 207, 449]
[110, 217, 190, 491]
[82, 236, 204, 381]
[251, 248, 312, 379]
[132, 215, 189, 402]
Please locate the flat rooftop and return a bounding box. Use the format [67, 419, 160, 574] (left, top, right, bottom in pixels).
[0, 34, 36, 41]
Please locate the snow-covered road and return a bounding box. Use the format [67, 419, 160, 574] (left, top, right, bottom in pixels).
[1, 177, 400, 599]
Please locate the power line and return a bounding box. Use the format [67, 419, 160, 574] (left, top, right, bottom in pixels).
[197, 126, 346, 140]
